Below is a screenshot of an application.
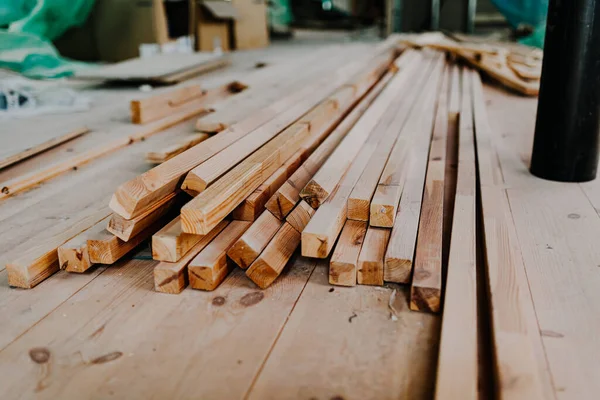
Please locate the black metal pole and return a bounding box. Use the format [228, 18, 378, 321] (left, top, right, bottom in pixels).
[530, 0, 600, 182]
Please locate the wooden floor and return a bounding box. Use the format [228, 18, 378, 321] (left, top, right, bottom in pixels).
[0, 33, 597, 399]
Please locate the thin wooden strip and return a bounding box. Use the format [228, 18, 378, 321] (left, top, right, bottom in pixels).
[370, 60, 446, 228]
[433, 67, 477, 398]
[329, 219, 367, 286]
[153, 220, 229, 294]
[107, 192, 179, 241]
[57, 216, 110, 273]
[131, 85, 206, 124]
[357, 227, 390, 286]
[0, 127, 88, 171]
[110, 41, 398, 220]
[264, 67, 396, 220]
[188, 220, 251, 291]
[285, 201, 315, 233]
[301, 54, 442, 259]
[232, 147, 304, 221]
[146, 133, 211, 164]
[246, 222, 301, 289]
[5, 206, 111, 288]
[227, 211, 283, 269]
[407, 65, 451, 306]
[152, 216, 203, 262]
[180, 52, 395, 235]
[472, 72, 549, 399]
[299, 50, 421, 208]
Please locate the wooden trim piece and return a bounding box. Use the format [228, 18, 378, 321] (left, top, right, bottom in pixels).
[232, 147, 304, 221]
[404, 65, 450, 303]
[146, 133, 211, 164]
[329, 220, 367, 286]
[433, 67, 477, 395]
[107, 192, 178, 241]
[357, 227, 390, 286]
[227, 211, 283, 269]
[131, 85, 206, 124]
[154, 220, 229, 294]
[188, 220, 251, 291]
[264, 68, 395, 220]
[285, 201, 315, 233]
[6, 207, 110, 288]
[246, 222, 301, 289]
[299, 50, 420, 209]
[112, 42, 398, 220]
[152, 216, 204, 262]
[0, 127, 88, 171]
[58, 216, 110, 273]
[472, 72, 548, 398]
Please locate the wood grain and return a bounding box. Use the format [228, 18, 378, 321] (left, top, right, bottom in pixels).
[329, 220, 367, 286]
[146, 133, 210, 164]
[152, 216, 204, 262]
[227, 211, 283, 269]
[357, 227, 390, 286]
[58, 216, 110, 273]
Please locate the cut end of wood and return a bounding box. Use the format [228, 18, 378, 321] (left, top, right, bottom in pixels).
[409, 286, 441, 313]
[151, 235, 178, 262]
[347, 198, 370, 222]
[329, 261, 357, 287]
[195, 120, 227, 134]
[109, 192, 136, 221]
[180, 172, 208, 197]
[130, 101, 142, 124]
[6, 264, 32, 289]
[180, 208, 211, 235]
[265, 192, 294, 220]
[357, 261, 384, 286]
[301, 232, 331, 259]
[154, 267, 187, 294]
[58, 246, 92, 273]
[246, 259, 278, 289]
[299, 181, 328, 209]
[383, 258, 412, 284]
[188, 264, 230, 291]
[227, 238, 257, 270]
[369, 203, 396, 228]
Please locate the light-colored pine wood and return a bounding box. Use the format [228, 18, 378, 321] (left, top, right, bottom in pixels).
[371, 59, 445, 228]
[111, 42, 395, 220]
[153, 220, 229, 294]
[146, 133, 210, 164]
[329, 220, 367, 286]
[232, 147, 304, 221]
[409, 65, 451, 311]
[152, 216, 203, 262]
[188, 220, 251, 290]
[5, 207, 110, 288]
[107, 192, 178, 241]
[57, 216, 110, 273]
[433, 68, 477, 397]
[227, 211, 283, 269]
[285, 201, 315, 233]
[356, 227, 390, 286]
[246, 222, 301, 289]
[264, 68, 395, 220]
[131, 85, 207, 124]
[299, 50, 420, 208]
[472, 72, 548, 399]
[0, 127, 88, 171]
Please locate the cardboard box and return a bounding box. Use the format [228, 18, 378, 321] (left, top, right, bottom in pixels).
[195, 1, 238, 52]
[232, 0, 269, 50]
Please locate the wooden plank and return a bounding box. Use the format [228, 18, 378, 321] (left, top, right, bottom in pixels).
[131, 85, 206, 124]
[264, 68, 395, 220]
[5, 207, 110, 288]
[472, 72, 549, 399]
[146, 133, 210, 164]
[188, 220, 251, 290]
[356, 227, 390, 286]
[407, 65, 451, 305]
[111, 42, 397, 220]
[433, 68, 477, 397]
[246, 222, 301, 289]
[0, 127, 88, 171]
[152, 216, 203, 262]
[153, 220, 229, 294]
[285, 200, 315, 233]
[329, 220, 367, 286]
[299, 50, 421, 209]
[107, 192, 178, 241]
[370, 60, 445, 228]
[57, 216, 110, 273]
[247, 264, 440, 400]
[301, 54, 441, 259]
[227, 211, 283, 269]
[232, 147, 304, 221]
